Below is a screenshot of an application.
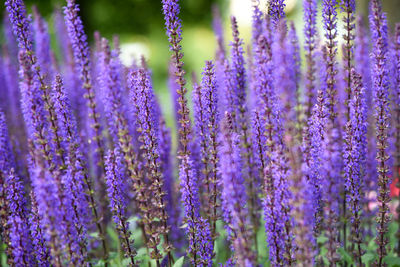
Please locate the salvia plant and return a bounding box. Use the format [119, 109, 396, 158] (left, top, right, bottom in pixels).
[1, 0, 400, 266]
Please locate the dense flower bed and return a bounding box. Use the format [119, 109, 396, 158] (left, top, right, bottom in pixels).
[0, 0, 400, 266]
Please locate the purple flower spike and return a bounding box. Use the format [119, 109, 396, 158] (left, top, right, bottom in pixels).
[202, 61, 220, 238]
[341, 0, 356, 117]
[268, 0, 286, 25]
[395, 24, 400, 255]
[32, 6, 53, 82]
[63, 2, 108, 259]
[5, 0, 33, 52]
[29, 192, 51, 267]
[159, 118, 184, 251]
[343, 70, 367, 264]
[193, 61, 220, 240]
[5, 169, 35, 266]
[162, 0, 192, 157]
[321, 0, 342, 261]
[17, 50, 49, 153]
[0, 110, 14, 175]
[369, 0, 392, 264]
[229, 16, 247, 120]
[0, 109, 16, 263]
[219, 112, 255, 265]
[288, 22, 303, 140]
[229, 16, 260, 246]
[272, 21, 297, 121]
[355, 16, 372, 107]
[129, 68, 173, 262]
[303, 0, 318, 119]
[105, 149, 137, 265]
[306, 90, 327, 237]
[64, 0, 106, 172]
[178, 155, 213, 267]
[98, 38, 125, 145]
[251, 1, 263, 47]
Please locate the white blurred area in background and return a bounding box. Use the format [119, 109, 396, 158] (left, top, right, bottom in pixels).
[230, 0, 297, 26]
[119, 42, 150, 67]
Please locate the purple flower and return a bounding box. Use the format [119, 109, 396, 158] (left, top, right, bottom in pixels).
[178, 155, 213, 267]
[272, 21, 297, 121]
[98, 38, 125, 145]
[251, 1, 263, 46]
[321, 0, 338, 117]
[0, 110, 14, 174]
[355, 16, 372, 107]
[168, 61, 182, 133]
[0, 109, 16, 263]
[5, 0, 33, 51]
[51, 75, 91, 245]
[394, 23, 400, 225]
[341, 0, 356, 115]
[343, 70, 367, 264]
[193, 61, 220, 239]
[162, 0, 183, 49]
[219, 112, 255, 265]
[192, 75, 210, 193]
[369, 0, 392, 264]
[320, 0, 342, 260]
[29, 159, 83, 265]
[32, 7, 53, 82]
[250, 110, 267, 185]
[306, 90, 327, 237]
[17, 50, 48, 148]
[288, 22, 304, 140]
[5, 169, 35, 266]
[105, 149, 137, 265]
[29, 192, 51, 267]
[263, 148, 293, 266]
[158, 118, 184, 251]
[129, 68, 173, 261]
[3, 14, 18, 61]
[2, 50, 23, 133]
[229, 16, 247, 120]
[63, 0, 106, 179]
[212, 5, 226, 61]
[303, 0, 318, 119]
[162, 0, 192, 158]
[63, 0, 91, 86]
[268, 0, 286, 25]
[229, 16, 260, 245]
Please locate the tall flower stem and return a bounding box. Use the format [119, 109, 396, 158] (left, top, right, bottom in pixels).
[130, 69, 173, 265]
[303, 0, 318, 120]
[63, 0, 109, 261]
[369, 0, 392, 265]
[341, 0, 356, 250]
[162, 1, 212, 265]
[394, 23, 400, 256]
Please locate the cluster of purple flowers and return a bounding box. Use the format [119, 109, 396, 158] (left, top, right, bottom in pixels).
[0, 0, 399, 266]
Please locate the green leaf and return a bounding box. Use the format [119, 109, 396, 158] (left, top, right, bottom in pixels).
[135, 247, 151, 263]
[367, 238, 378, 251]
[384, 255, 400, 267]
[173, 256, 185, 267]
[338, 247, 354, 265]
[317, 235, 328, 244]
[89, 231, 100, 239]
[93, 259, 106, 267]
[388, 222, 399, 252]
[361, 253, 375, 265]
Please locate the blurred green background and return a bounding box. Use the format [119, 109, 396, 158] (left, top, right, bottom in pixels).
[1, 0, 400, 129]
